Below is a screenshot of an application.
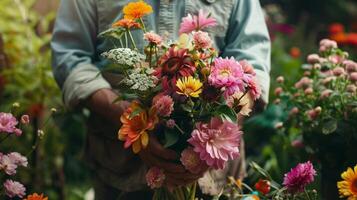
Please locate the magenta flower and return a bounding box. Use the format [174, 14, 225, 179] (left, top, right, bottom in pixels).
[180, 147, 207, 174]
[208, 57, 245, 99]
[0, 155, 17, 175]
[193, 31, 212, 49]
[3, 180, 26, 198]
[8, 152, 28, 167]
[188, 117, 242, 169]
[0, 112, 21, 135]
[179, 9, 217, 34]
[145, 167, 166, 189]
[283, 161, 316, 193]
[144, 31, 163, 46]
[152, 94, 174, 117]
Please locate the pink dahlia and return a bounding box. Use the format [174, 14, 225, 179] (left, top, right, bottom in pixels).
[4, 180, 26, 198]
[8, 152, 28, 167]
[0, 154, 17, 175]
[208, 57, 245, 99]
[179, 9, 217, 34]
[188, 117, 242, 169]
[180, 147, 207, 174]
[145, 167, 165, 189]
[193, 31, 212, 49]
[283, 161, 316, 193]
[144, 31, 163, 45]
[152, 94, 174, 117]
[0, 112, 21, 135]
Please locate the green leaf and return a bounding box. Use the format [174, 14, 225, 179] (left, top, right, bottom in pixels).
[163, 129, 179, 148]
[215, 105, 237, 122]
[181, 104, 193, 113]
[322, 119, 338, 135]
[129, 107, 143, 119]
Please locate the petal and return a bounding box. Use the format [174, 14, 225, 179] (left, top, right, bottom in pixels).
[141, 132, 149, 148]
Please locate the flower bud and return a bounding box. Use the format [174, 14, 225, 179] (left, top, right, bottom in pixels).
[291, 139, 304, 148]
[313, 64, 321, 70]
[274, 87, 283, 96]
[37, 129, 45, 139]
[20, 115, 30, 125]
[12, 102, 20, 108]
[315, 106, 322, 114]
[343, 60, 357, 73]
[333, 67, 345, 76]
[276, 76, 284, 83]
[304, 88, 313, 95]
[349, 72, 357, 82]
[275, 122, 283, 129]
[346, 84, 356, 93]
[320, 89, 333, 99]
[274, 98, 281, 104]
[51, 108, 57, 113]
[289, 107, 299, 116]
[307, 54, 320, 64]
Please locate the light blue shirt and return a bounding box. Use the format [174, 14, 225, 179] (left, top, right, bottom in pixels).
[51, 0, 271, 108]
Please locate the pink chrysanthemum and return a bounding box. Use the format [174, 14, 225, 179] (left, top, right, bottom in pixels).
[180, 147, 207, 174]
[8, 152, 28, 167]
[152, 94, 174, 117]
[208, 57, 245, 99]
[145, 167, 166, 189]
[283, 161, 316, 193]
[3, 179, 26, 198]
[144, 31, 163, 45]
[193, 31, 212, 49]
[0, 112, 21, 135]
[179, 10, 217, 34]
[0, 154, 17, 175]
[188, 117, 242, 169]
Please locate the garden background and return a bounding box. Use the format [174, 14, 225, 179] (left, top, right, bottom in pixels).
[0, 0, 356, 199]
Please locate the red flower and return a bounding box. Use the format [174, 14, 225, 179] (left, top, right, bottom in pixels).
[346, 33, 357, 46]
[254, 179, 271, 195]
[329, 23, 345, 35]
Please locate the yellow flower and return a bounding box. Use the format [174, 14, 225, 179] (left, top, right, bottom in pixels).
[337, 164, 357, 200]
[123, 1, 153, 20]
[176, 76, 203, 98]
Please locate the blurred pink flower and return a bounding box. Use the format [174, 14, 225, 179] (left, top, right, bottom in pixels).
[328, 55, 344, 65]
[274, 87, 283, 96]
[144, 31, 162, 45]
[294, 77, 312, 89]
[0, 155, 17, 175]
[320, 89, 333, 99]
[193, 31, 212, 49]
[166, 119, 176, 129]
[319, 39, 338, 52]
[152, 94, 174, 117]
[333, 67, 345, 76]
[307, 54, 320, 64]
[240, 60, 256, 76]
[179, 10, 217, 34]
[145, 167, 165, 189]
[208, 57, 245, 99]
[247, 77, 261, 100]
[188, 117, 242, 169]
[304, 88, 313, 95]
[291, 139, 304, 148]
[343, 60, 357, 73]
[0, 112, 21, 135]
[180, 147, 207, 174]
[283, 161, 316, 193]
[349, 72, 357, 82]
[20, 115, 30, 125]
[8, 152, 28, 167]
[3, 179, 26, 198]
[289, 107, 299, 116]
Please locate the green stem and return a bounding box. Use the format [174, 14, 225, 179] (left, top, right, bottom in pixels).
[127, 30, 137, 50]
[304, 188, 312, 200]
[140, 18, 147, 33]
[149, 45, 152, 68]
[124, 32, 128, 48]
[189, 182, 197, 200]
[0, 133, 10, 144]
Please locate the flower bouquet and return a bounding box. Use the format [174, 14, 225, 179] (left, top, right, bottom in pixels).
[99, 1, 261, 199]
[273, 39, 357, 199]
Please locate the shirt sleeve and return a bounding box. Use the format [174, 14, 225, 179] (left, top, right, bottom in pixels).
[221, 0, 271, 103]
[51, 0, 111, 108]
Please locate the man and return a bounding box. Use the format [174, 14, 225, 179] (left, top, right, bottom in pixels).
[51, 0, 270, 199]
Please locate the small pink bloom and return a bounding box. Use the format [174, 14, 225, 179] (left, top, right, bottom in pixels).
[322, 76, 336, 85]
[8, 152, 28, 167]
[328, 55, 344, 64]
[0, 155, 17, 175]
[188, 117, 242, 169]
[320, 89, 333, 99]
[193, 31, 212, 49]
[179, 9, 217, 34]
[0, 112, 19, 134]
[294, 77, 312, 89]
[152, 94, 174, 117]
[144, 31, 163, 45]
[289, 107, 299, 116]
[166, 119, 176, 129]
[349, 72, 357, 82]
[307, 109, 318, 120]
[3, 179, 26, 198]
[20, 115, 30, 125]
[319, 39, 338, 52]
[291, 139, 304, 148]
[304, 88, 313, 95]
[145, 167, 165, 189]
[343, 60, 357, 73]
[274, 87, 283, 96]
[332, 67, 345, 76]
[307, 54, 320, 64]
[180, 147, 207, 174]
[14, 128, 22, 136]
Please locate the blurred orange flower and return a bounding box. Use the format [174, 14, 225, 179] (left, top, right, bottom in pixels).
[289, 47, 301, 58]
[330, 32, 348, 45]
[112, 19, 141, 29]
[118, 102, 158, 153]
[24, 193, 48, 200]
[123, 1, 153, 20]
[346, 33, 357, 46]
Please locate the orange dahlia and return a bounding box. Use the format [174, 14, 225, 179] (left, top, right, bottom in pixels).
[337, 164, 357, 199]
[23, 193, 48, 200]
[123, 1, 153, 20]
[118, 102, 158, 153]
[112, 19, 141, 29]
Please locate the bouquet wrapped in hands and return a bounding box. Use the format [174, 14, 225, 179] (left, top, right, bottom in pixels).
[100, 1, 261, 199]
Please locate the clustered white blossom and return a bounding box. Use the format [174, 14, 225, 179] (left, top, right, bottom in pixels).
[124, 68, 158, 91]
[101, 48, 145, 66]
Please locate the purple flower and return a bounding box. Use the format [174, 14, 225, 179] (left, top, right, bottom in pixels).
[283, 161, 316, 193]
[3, 179, 26, 198]
[0, 112, 21, 135]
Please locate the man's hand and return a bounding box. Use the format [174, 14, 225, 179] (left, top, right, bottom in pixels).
[85, 88, 129, 126]
[139, 135, 204, 188]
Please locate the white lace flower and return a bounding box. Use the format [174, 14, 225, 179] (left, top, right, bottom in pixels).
[101, 48, 145, 66]
[124, 68, 158, 91]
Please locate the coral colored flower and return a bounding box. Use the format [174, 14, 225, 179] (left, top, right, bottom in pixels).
[21, 115, 30, 125]
[118, 102, 158, 153]
[179, 9, 217, 34]
[152, 94, 174, 117]
[193, 31, 212, 49]
[146, 167, 165, 189]
[144, 31, 163, 45]
[24, 193, 48, 200]
[155, 47, 195, 93]
[0, 112, 21, 134]
[188, 117, 242, 169]
[112, 18, 141, 29]
[290, 47, 301, 58]
[337, 164, 357, 200]
[176, 76, 203, 98]
[3, 179, 26, 198]
[209, 57, 245, 98]
[255, 179, 271, 195]
[180, 147, 207, 174]
[283, 161, 316, 193]
[123, 0, 153, 20]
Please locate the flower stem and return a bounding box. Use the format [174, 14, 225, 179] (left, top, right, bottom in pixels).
[140, 18, 147, 33]
[304, 188, 312, 200]
[124, 32, 128, 48]
[127, 30, 137, 50]
[0, 133, 11, 144]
